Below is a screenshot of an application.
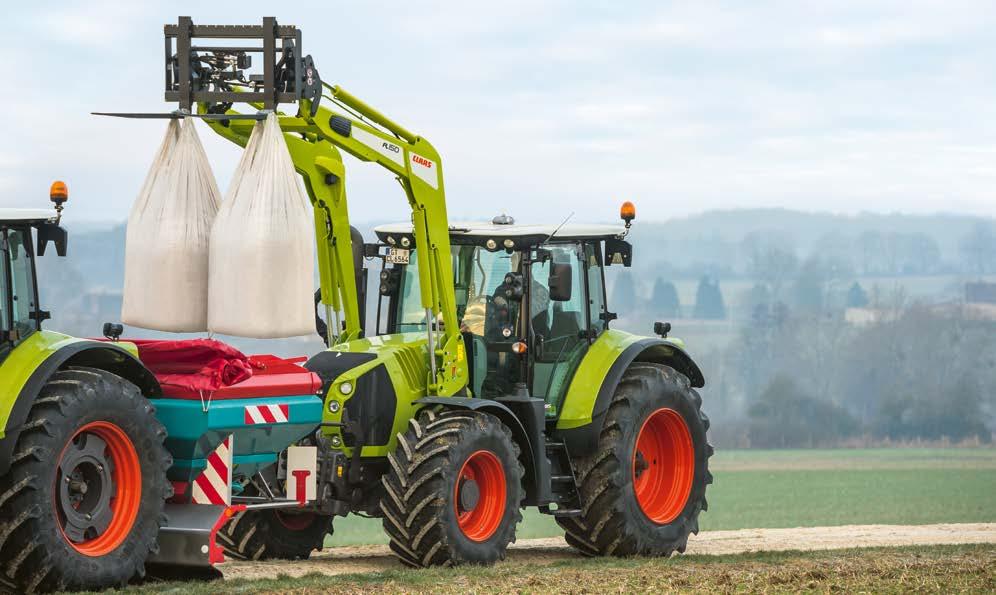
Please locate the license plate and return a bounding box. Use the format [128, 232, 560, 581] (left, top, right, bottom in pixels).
[387, 248, 410, 264]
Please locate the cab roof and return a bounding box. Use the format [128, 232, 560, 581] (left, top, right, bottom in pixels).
[374, 220, 626, 248]
[0, 208, 58, 223]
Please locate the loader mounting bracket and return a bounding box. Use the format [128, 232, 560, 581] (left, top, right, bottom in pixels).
[164, 16, 322, 114]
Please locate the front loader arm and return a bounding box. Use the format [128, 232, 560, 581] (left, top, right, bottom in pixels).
[199, 88, 467, 395]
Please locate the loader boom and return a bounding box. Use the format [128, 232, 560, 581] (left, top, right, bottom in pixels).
[200, 90, 467, 396]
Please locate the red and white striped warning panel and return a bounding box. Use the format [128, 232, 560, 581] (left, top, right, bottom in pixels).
[192, 435, 233, 505]
[244, 403, 290, 425]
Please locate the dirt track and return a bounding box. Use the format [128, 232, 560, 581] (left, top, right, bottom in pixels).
[217, 523, 996, 581]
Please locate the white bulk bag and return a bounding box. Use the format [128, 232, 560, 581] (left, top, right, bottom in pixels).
[121, 118, 221, 332]
[208, 113, 314, 338]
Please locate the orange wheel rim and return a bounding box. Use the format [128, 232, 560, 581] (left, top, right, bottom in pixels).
[453, 450, 506, 542]
[275, 511, 317, 531]
[54, 421, 142, 556]
[632, 408, 694, 524]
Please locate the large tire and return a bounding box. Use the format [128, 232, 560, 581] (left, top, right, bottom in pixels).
[380, 409, 524, 567]
[557, 362, 712, 557]
[0, 367, 171, 593]
[216, 484, 333, 561]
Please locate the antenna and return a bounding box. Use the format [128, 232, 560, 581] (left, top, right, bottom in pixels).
[545, 211, 575, 244]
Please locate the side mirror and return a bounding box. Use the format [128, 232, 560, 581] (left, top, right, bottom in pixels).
[604, 238, 632, 267]
[37, 222, 68, 257]
[548, 262, 573, 302]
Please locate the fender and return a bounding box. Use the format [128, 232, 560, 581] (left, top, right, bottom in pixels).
[0, 334, 160, 475]
[414, 396, 549, 506]
[555, 330, 705, 457]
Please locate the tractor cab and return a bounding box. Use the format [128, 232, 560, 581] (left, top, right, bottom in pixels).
[372, 213, 633, 418]
[0, 183, 69, 357]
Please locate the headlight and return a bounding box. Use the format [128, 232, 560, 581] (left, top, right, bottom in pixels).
[339, 381, 353, 395]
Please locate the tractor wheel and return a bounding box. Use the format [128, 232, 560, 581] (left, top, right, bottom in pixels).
[380, 409, 524, 567]
[217, 483, 333, 561]
[0, 367, 171, 593]
[557, 362, 712, 557]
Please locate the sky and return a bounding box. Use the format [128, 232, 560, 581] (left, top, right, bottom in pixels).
[2, 1, 996, 224]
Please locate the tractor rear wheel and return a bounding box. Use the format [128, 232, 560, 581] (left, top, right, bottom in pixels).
[557, 362, 712, 557]
[0, 367, 171, 593]
[380, 409, 524, 567]
[217, 482, 333, 561]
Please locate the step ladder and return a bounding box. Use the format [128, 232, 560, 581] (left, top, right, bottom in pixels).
[538, 440, 582, 518]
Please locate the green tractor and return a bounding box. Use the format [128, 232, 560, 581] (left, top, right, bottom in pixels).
[362, 215, 713, 565]
[0, 186, 174, 591]
[132, 17, 714, 566]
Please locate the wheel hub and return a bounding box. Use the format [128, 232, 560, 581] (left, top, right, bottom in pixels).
[457, 477, 480, 512]
[58, 433, 116, 543]
[54, 421, 142, 557]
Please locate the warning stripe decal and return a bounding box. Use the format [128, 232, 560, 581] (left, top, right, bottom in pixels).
[192, 436, 232, 505]
[244, 404, 290, 425]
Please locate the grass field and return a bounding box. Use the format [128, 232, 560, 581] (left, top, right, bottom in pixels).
[80, 448, 994, 594]
[329, 448, 996, 546]
[111, 544, 996, 594]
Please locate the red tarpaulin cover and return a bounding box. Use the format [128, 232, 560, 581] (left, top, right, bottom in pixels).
[130, 339, 254, 393]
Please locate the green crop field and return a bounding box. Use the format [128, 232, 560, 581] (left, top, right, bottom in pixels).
[328, 448, 996, 546]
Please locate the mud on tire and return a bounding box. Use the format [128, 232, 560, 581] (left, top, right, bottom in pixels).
[380, 409, 524, 567]
[0, 367, 171, 593]
[557, 362, 713, 557]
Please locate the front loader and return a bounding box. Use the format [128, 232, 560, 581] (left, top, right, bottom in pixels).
[96, 16, 714, 569]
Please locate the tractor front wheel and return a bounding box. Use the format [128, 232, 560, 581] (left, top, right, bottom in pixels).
[380, 410, 524, 567]
[0, 367, 171, 593]
[558, 362, 712, 557]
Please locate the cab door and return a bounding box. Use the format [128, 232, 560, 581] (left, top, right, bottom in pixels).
[1, 226, 39, 346]
[529, 242, 605, 416]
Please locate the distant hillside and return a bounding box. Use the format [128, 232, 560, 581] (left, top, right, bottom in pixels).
[620, 209, 994, 280]
[635, 208, 989, 258]
[34, 208, 996, 337]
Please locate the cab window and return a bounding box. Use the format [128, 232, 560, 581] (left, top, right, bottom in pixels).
[0, 238, 8, 333]
[456, 248, 518, 340]
[585, 242, 607, 333]
[4, 228, 37, 341]
[395, 253, 428, 332]
[395, 246, 520, 338]
[393, 245, 522, 397]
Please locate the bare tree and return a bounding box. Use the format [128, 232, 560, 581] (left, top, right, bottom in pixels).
[960, 222, 996, 276]
[742, 231, 798, 301]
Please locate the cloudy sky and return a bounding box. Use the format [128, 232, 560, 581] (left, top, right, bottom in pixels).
[2, 1, 996, 223]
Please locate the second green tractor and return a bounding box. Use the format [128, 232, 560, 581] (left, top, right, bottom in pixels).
[180, 17, 713, 566]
